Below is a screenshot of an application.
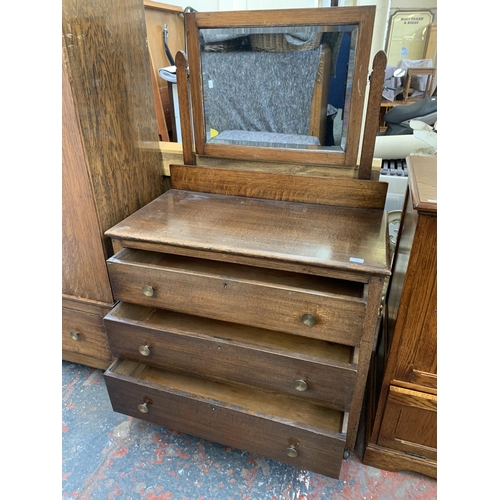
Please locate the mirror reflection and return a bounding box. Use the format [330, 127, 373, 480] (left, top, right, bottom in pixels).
[199, 24, 359, 152]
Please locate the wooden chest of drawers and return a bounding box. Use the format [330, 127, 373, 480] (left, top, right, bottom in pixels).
[102, 166, 390, 478]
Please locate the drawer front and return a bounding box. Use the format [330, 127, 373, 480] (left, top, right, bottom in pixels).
[107, 251, 366, 345]
[104, 361, 346, 478]
[105, 303, 357, 411]
[62, 307, 111, 365]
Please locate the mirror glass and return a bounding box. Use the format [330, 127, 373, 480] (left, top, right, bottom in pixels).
[185, 7, 375, 166]
[198, 24, 359, 152]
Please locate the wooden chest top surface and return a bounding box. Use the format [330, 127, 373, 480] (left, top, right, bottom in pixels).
[407, 155, 437, 216]
[106, 189, 390, 277]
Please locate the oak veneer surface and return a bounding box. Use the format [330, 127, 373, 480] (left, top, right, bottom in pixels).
[62, 57, 114, 304]
[105, 303, 357, 410]
[363, 443, 436, 479]
[62, 307, 112, 370]
[388, 156, 437, 391]
[105, 359, 346, 477]
[62, 0, 165, 369]
[378, 387, 437, 457]
[105, 190, 391, 277]
[407, 155, 437, 215]
[363, 155, 437, 478]
[391, 211, 437, 391]
[169, 165, 388, 209]
[62, 0, 165, 256]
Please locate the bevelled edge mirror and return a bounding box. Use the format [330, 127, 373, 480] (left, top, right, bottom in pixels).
[184, 6, 375, 167]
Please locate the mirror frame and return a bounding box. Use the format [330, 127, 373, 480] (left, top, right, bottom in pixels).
[184, 6, 375, 167]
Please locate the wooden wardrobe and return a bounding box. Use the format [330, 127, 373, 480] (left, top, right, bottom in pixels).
[62, 0, 165, 369]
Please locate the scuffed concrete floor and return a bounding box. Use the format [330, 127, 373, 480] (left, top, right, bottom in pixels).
[62, 361, 437, 499]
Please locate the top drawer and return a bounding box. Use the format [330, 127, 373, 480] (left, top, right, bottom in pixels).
[107, 248, 366, 345]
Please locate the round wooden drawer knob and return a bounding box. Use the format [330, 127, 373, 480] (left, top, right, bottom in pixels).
[142, 285, 154, 297]
[301, 313, 316, 326]
[139, 345, 151, 356]
[294, 379, 308, 392]
[70, 331, 80, 341]
[286, 445, 298, 458]
[137, 403, 149, 413]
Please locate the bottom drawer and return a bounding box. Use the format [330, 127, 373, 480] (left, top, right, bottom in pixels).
[62, 307, 111, 368]
[104, 359, 347, 478]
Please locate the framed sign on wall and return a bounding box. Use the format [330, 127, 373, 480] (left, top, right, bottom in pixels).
[385, 10, 434, 66]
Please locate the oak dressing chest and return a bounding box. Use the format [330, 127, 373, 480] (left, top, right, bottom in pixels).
[102, 165, 391, 478]
[62, 4, 393, 478]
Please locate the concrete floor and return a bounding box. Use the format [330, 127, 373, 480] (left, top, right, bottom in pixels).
[62, 360, 437, 499]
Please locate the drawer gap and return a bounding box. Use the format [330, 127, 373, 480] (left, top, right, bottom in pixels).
[112, 359, 149, 378]
[111, 248, 365, 299]
[351, 347, 360, 365]
[342, 412, 349, 434]
[112, 360, 344, 433]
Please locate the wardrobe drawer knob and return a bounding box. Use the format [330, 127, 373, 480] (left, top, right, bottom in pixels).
[294, 379, 308, 392]
[301, 313, 316, 326]
[142, 285, 154, 297]
[70, 331, 80, 341]
[286, 445, 298, 458]
[137, 403, 149, 413]
[139, 345, 150, 356]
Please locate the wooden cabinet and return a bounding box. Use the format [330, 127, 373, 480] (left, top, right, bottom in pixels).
[101, 165, 390, 478]
[61, 1, 393, 478]
[363, 155, 437, 478]
[62, 0, 165, 369]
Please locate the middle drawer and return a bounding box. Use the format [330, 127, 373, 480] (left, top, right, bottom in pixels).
[105, 302, 357, 411]
[107, 248, 366, 346]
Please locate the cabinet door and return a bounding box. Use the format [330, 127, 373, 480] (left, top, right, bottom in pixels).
[378, 386, 437, 461]
[391, 212, 437, 391]
[62, 57, 114, 305]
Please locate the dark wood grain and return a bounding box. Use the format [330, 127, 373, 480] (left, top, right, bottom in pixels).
[175, 50, 196, 165]
[105, 189, 391, 277]
[345, 274, 385, 450]
[363, 443, 437, 479]
[309, 45, 332, 144]
[359, 50, 387, 179]
[169, 165, 388, 209]
[185, 12, 205, 156]
[105, 302, 357, 411]
[62, 307, 112, 368]
[107, 249, 367, 345]
[105, 359, 346, 478]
